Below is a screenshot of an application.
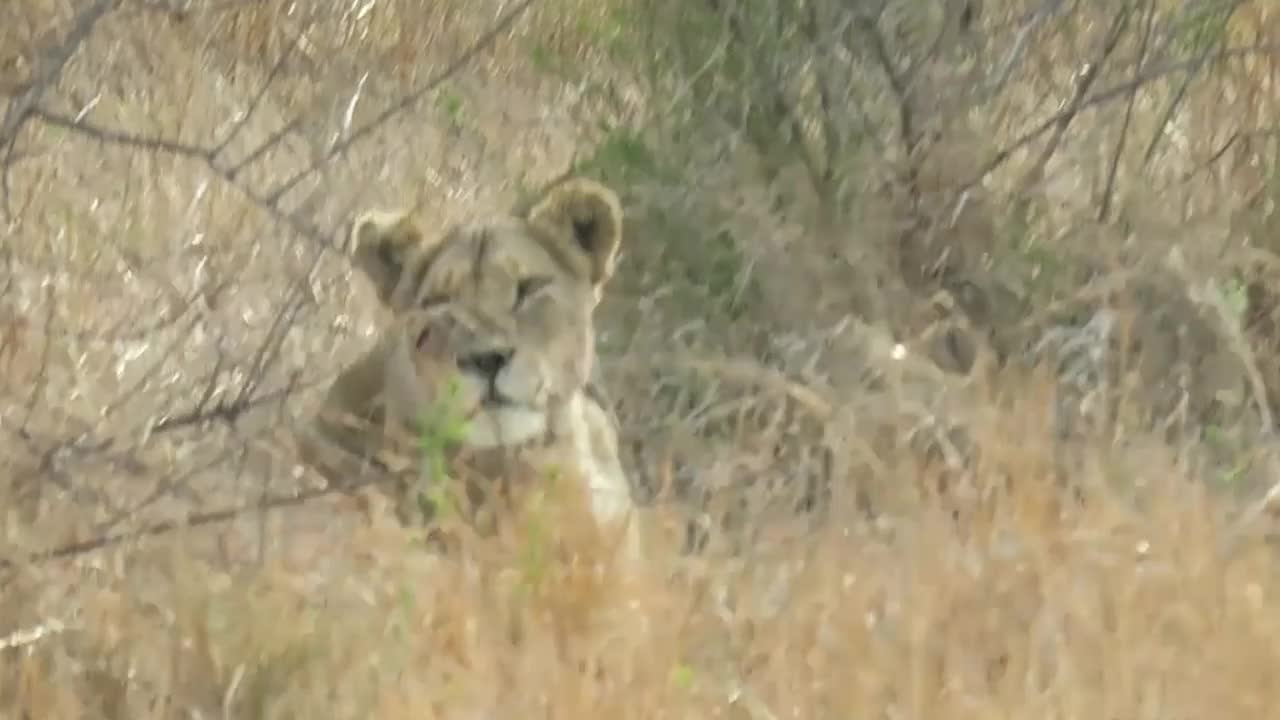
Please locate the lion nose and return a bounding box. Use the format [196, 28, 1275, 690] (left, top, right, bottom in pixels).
[457, 350, 513, 381]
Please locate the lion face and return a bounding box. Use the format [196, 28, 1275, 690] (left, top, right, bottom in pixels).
[346, 179, 624, 450]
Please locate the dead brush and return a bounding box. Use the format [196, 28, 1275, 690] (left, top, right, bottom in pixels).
[10, 370, 1280, 718]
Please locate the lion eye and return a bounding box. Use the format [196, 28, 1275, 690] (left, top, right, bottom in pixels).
[514, 277, 550, 307]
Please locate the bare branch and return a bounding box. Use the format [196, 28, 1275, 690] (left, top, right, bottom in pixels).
[0, 0, 118, 143]
[229, 279, 313, 409]
[686, 0, 826, 189]
[1139, 0, 1248, 169]
[1099, 0, 1157, 222]
[1138, 54, 1209, 170]
[29, 107, 332, 247]
[1017, 3, 1133, 195]
[91, 454, 228, 536]
[223, 116, 304, 179]
[20, 282, 57, 432]
[1171, 128, 1280, 186]
[0, 0, 119, 217]
[210, 23, 308, 160]
[149, 375, 328, 434]
[961, 41, 1280, 192]
[1, 480, 349, 571]
[263, 0, 541, 205]
[984, 0, 1067, 101]
[31, 106, 213, 159]
[852, 12, 919, 162]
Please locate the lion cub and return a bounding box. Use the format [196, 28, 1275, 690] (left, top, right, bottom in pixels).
[297, 178, 641, 565]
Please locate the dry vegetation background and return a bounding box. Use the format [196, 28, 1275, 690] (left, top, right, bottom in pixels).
[5, 0, 1280, 717]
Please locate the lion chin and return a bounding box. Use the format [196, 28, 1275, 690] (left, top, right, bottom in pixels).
[464, 404, 548, 449]
[294, 176, 643, 568]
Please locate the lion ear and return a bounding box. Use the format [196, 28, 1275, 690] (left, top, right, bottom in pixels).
[347, 209, 429, 307]
[526, 178, 623, 289]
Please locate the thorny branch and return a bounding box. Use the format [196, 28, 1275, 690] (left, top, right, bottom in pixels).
[262, 0, 540, 205]
[0, 0, 118, 219]
[1140, 0, 1246, 169]
[211, 22, 309, 163]
[1016, 3, 1133, 198]
[1174, 128, 1280, 187]
[704, 0, 828, 192]
[3, 0, 545, 566]
[30, 107, 330, 246]
[959, 40, 1280, 195]
[5, 408, 470, 571]
[1098, 0, 1157, 222]
[984, 0, 1067, 101]
[851, 10, 920, 183]
[24, 0, 541, 247]
[0, 478, 361, 572]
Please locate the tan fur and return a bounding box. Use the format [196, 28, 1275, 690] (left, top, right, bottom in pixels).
[296, 178, 641, 565]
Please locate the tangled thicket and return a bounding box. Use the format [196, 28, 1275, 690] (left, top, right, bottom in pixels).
[5, 0, 1280, 717]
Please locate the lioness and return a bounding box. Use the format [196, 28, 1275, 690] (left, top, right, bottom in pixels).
[297, 177, 641, 564]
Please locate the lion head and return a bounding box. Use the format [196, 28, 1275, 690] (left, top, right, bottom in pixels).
[345, 178, 624, 451]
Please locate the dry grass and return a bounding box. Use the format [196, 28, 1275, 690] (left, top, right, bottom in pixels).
[5, 0, 1280, 717]
[7, 391, 1280, 718]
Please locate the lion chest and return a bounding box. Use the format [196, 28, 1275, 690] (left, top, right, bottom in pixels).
[548, 394, 635, 531]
